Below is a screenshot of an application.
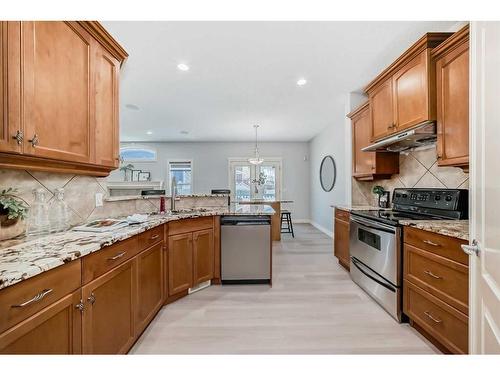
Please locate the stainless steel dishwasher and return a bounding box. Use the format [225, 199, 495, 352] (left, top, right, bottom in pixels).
[221, 215, 271, 284]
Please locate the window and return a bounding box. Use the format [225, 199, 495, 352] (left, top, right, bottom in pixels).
[168, 160, 193, 195]
[228, 158, 281, 202]
[119, 146, 157, 162]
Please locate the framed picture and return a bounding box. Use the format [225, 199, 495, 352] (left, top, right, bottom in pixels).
[131, 169, 141, 181]
[138, 171, 151, 181]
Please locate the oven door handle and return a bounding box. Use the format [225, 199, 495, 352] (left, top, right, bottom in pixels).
[351, 257, 396, 292]
[350, 217, 396, 234]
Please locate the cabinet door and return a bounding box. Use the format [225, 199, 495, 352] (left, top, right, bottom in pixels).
[136, 243, 164, 334]
[369, 79, 394, 140]
[82, 259, 136, 354]
[334, 218, 350, 270]
[168, 233, 193, 295]
[0, 291, 82, 354]
[0, 22, 21, 154]
[94, 44, 120, 167]
[352, 106, 375, 176]
[436, 41, 469, 167]
[193, 229, 214, 285]
[393, 51, 430, 131]
[22, 21, 94, 163]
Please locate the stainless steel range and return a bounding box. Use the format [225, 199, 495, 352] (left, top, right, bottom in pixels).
[349, 188, 468, 322]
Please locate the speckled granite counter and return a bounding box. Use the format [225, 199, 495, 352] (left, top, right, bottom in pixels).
[332, 205, 387, 211]
[399, 220, 469, 241]
[0, 204, 274, 291]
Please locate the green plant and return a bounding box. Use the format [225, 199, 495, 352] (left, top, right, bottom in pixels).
[0, 188, 28, 220]
[119, 163, 135, 172]
[372, 185, 385, 196]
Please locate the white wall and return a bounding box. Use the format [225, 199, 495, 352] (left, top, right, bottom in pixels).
[109, 141, 310, 220]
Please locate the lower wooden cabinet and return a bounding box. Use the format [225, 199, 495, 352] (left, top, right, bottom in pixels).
[0, 291, 82, 354]
[82, 258, 136, 354]
[136, 242, 164, 334]
[333, 208, 350, 270]
[168, 233, 194, 295]
[193, 229, 214, 285]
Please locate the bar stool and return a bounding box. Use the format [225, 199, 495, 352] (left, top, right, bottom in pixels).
[280, 210, 295, 238]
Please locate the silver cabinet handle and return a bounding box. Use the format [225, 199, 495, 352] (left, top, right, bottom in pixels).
[461, 239, 480, 257]
[75, 299, 85, 312]
[28, 134, 39, 147]
[424, 311, 442, 323]
[11, 288, 53, 308]
[87, 292, 96, 305]
[423, 239, 440, 247]
[107, 251, 126, 261]
[424, 270, 442, 279]
[150, 234, 160, 240]
[12, 130, 24, 145]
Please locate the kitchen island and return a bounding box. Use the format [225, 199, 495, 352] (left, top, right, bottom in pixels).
[0, 204, 274, 354]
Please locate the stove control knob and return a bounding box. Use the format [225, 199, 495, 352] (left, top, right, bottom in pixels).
[445, 195, 453, 202]
[435, 195, 441, 201]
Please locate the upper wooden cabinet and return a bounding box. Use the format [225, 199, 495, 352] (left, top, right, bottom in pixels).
[348, 102, 398, 181]
[0, 22, 22, 154]
[0, 21, 127, 176]
[365, 33, 452, 142]
[432, 25, 469, 170]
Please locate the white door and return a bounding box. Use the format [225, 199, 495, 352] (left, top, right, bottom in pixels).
[228, 159, 281, 202]
[468, 21, 500, 354]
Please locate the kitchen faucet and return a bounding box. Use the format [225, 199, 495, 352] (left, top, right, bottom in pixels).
[170, 176, 180, 212]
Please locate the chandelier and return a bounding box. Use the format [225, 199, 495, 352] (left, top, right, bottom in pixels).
[248, 124, 264, 165]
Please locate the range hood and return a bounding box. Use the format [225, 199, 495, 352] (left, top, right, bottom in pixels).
[362, 121, 437, 152]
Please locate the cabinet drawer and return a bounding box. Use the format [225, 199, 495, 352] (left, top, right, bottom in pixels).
[168, 217, 213, 236]
[138, 225, 164, 251]
[404, 244, 468, 315]
[404, 281, 468, 354]
[335, 208, 350, 222]
[404, 226, 468, 265]
[0, 260, 81, 334]
[82, 236, 139, 284]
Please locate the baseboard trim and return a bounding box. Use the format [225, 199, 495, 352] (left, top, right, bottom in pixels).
[310, 221, 333, 238]
[292, 219, 310, 224]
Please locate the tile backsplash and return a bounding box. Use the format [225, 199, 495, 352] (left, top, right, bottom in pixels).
[352, 145, 469, 206]
[0, 169, 227, 231]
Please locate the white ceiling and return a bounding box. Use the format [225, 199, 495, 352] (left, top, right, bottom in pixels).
[103, 21, 456, 142]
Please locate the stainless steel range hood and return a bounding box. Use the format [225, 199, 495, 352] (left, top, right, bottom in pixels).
[361, 121, 437, 152]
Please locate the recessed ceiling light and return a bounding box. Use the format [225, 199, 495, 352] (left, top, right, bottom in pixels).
[146, 130, 153, 135]
[296, 78, 307, 86]
[180, 130, 189, 135]
[177, 63, 190, 71]
[125, 104, 140, 110]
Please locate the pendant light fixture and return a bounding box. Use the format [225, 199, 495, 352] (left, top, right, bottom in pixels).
[248, 124, 264, 165]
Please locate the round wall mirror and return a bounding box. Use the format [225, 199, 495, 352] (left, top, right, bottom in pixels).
[319, 155, 336, 192]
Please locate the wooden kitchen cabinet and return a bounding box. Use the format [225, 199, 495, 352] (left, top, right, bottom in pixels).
[193, 229, 215, 285]
[0, 21, 127, 176]
[0, 22, 22, 154]
[0, 291, 82, 354]
[168, 233, 194, 295]
[333, 208, 350, 270]
[136, 242, 164, 334]
[365, 33, 451, 142]
[348, 102, 398, 181]
[94, 43, 120, 168]
[403, 226, 469, 354]
[82, 258, 137, 354]
[433, 24, 469, 169]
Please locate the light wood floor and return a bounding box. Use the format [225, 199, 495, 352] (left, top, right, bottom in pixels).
[130, 224, 438, 354]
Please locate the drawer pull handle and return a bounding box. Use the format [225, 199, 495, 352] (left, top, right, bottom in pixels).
[424, 311, 442, 323]
[150, 234, 160, 240]
[108, 251, 126, 261]
[424, 270, 442, 279]
[423, 240, 441, 247]
[11, 288, 53, 308]
[87, 292, 96, 305]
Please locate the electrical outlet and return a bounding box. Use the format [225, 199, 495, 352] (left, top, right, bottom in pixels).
[95, 192, 104, 207]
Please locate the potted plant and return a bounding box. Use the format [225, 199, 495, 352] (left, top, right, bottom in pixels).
[119, 162, 135, 182]
[0, 188, 29, 240]
[372, 185, 390, 208]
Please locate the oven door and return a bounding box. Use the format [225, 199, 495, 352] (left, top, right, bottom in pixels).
[349, 215, 399, 286]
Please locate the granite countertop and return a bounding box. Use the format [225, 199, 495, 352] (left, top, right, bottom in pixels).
[105, 193, 229, 202]
[399, 220, 469, 241]
[332, 205, 386, 211]
[239, 199, 293, 204]
[0, 204, 274, 291]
